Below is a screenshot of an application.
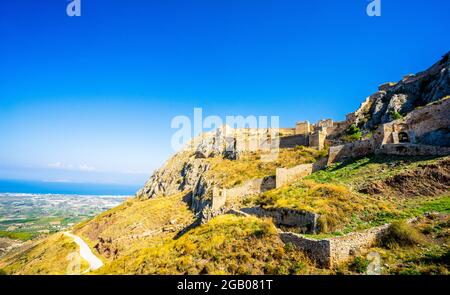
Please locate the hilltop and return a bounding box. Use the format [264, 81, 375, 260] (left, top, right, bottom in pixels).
[1, 52, 449, 275]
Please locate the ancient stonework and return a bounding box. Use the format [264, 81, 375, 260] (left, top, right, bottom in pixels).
[276, 163, 313, 188]
[280, 224, 389, 268]
[240, 207, 320, 234]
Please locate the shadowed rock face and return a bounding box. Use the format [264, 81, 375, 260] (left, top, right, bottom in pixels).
[352, 52, 450, 130]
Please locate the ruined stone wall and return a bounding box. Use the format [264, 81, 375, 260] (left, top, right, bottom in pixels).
[279, 232, 331, 267]
[309, 130, 327, 150]
[317, 119, 334, 129]
[279, 224, 389, 268]
[326, 120, 348, 137]
[327, 140, 374, 165]
[376, 143, 450, 157]
[327, 225, 389, 268]
[241, 207, 319, 234]
[276, 163, 313, 188]
[279, 134, 309, 148]
[225, 176, 276, 200]
[295, 121, 311, 135]
[372, 98, 450, 147]
[405, 98, 450, 145]
[211, 176, 276, 212]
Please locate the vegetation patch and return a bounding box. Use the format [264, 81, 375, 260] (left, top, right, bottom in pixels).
[381, 221, 425, 249]
[348, 256, 370, 274]
[342, 124, 362, 142]
[344, 214, 450, 275]
[360, 158, 449, 198]
[0, 231, 34, 241]
[0, 234, 89, 275]
[307, 155, 444, 189]
[73, 193, 196, 260]
[206, 147, 326, 188]
[253, 180, 390, 233]
[97, 215, 318, 275]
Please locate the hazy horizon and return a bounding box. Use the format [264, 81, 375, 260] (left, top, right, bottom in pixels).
[0, 179, 140, 195]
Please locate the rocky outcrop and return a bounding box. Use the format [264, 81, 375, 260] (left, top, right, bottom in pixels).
[136, 126, 281, 221]
[351, 52, 450, 130]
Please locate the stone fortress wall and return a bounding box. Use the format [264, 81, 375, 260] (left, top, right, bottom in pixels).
[211, 176, 276, 212]
[279, 224, 389, 268]
[276, 158, 328, 188]
[240, 207, 320, 234]
[327, 98, 450, 164]
[229, 208, 391, 268]
[212, 98, 450, 216]
[210, 97, 449, 269]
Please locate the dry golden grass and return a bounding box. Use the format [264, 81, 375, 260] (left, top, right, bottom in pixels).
[96, 215, 318, 275]
[340, 214, 450, 275]
[0, 233, 89, 275]
[253, 180, 393, 233]
[206, 147, 326, 188]
[73, 193, 196, 259]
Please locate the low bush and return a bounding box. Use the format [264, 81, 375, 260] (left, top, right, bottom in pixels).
[381, 221, 425, 249]
[390, 111, 403, 120]
[349, 256, 369, 274]
[342, 124, 362, 142]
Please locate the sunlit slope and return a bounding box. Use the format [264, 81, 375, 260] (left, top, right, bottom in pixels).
[1, 155, 448, 275]
[249, 155, 450, 235]
[72, 193, 196, 261]
[0, 233, 89, 274]
[96, 215, 319, 275]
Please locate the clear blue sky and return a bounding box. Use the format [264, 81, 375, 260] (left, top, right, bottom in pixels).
[0, 0, 449, 186]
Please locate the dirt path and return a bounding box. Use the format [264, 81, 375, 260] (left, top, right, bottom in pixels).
[64, 232, 103, 272]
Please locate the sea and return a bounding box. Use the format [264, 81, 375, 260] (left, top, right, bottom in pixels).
[0, 179, 140, 195]
[0, 179, 139, 235]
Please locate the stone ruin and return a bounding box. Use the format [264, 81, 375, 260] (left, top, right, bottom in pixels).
[208, 98, 449, 268]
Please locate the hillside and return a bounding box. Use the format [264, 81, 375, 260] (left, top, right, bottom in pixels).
[1, 53, 449, 275]
[2, 154, 447, 275]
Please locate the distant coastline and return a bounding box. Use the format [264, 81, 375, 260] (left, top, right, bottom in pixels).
[0, 179, 140, 196]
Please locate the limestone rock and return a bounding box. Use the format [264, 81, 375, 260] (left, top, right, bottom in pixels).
[351, 52, 450, 130]
[136, 125, 279, 221]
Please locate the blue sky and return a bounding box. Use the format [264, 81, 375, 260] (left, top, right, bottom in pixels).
[0, 0, 449, 186]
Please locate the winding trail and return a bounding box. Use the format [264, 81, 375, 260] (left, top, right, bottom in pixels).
[64, 232, 103, 272]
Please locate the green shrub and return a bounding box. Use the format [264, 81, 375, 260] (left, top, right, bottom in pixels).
[343, 124, 362, 142]
[390, 111, 403, 120]
[381, 221, 424, 249]
[349, 256, 370, 274]
[398, 268, 421, 275]
[0, 230, 34, 241]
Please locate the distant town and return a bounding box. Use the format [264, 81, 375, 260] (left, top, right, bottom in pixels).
[0, 193, 127, 240]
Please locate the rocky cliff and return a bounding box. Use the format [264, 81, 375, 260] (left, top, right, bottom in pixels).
[136, 126, 280, 219]
[352, 52, 450, 130]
